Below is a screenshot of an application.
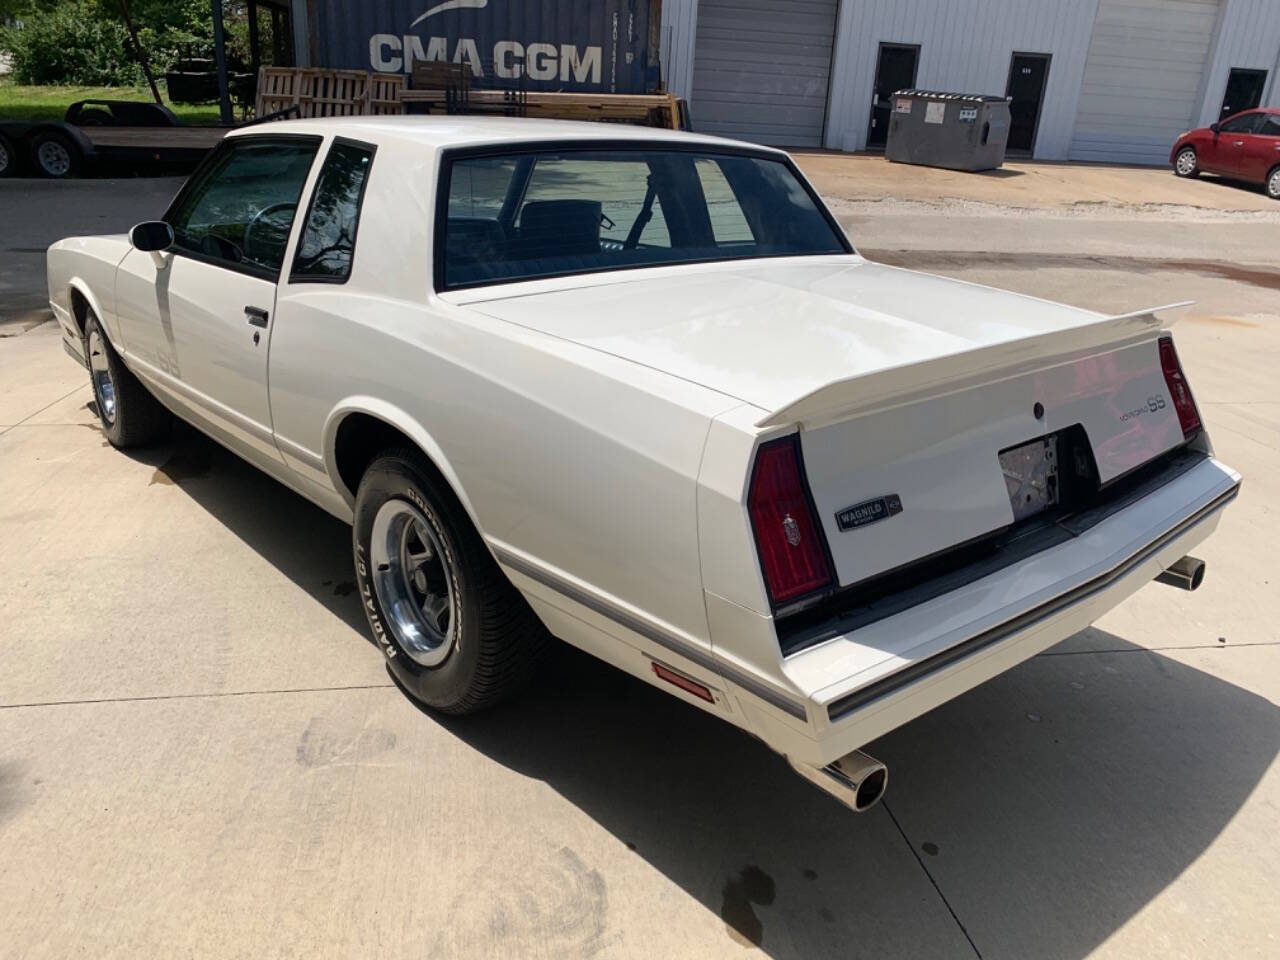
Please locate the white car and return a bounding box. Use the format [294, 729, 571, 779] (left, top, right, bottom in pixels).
[47, 117, 1239, 812]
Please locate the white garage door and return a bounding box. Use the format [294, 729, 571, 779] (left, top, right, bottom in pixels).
[1069, 0, 1220, 164]
[690, 0, 839, 148]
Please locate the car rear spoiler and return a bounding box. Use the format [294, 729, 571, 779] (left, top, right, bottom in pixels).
[754, 302, 1193, 428]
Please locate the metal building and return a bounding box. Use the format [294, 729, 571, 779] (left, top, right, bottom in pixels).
[659, 0, 1280, 163]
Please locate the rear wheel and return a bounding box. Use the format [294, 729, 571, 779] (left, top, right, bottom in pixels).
[0, 133, 15, 178]
[30, 130, 80, 178]
[85, 313, 171, 447]
[1267, 166, 1280, 201]
[1174, 146, 1199, 178]
[353, 449, 547, 714]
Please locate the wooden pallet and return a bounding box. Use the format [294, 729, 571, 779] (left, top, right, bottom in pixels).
[255, 67, 406, 118]
[77, 126, 229, 150]
[399, 89, 684, 130]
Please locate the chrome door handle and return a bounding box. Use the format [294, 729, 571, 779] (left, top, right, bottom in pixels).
[1232, 140, 1245, 146]
[245, 306, 269, 328]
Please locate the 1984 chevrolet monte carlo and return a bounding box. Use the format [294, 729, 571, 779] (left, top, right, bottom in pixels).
[48, 117, 1239, 811]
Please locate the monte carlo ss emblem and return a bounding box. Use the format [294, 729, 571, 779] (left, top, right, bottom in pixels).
[835, 494, 904, 532]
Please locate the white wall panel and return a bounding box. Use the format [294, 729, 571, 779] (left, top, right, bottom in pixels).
[688, 0, 840, 147]
[659, 0, 700, 100]
[825, 0, 1102, 159]
[1069, 0, 1221, 164]
[662, 0, 1279, 159]
[1196, 0, 1280, 123]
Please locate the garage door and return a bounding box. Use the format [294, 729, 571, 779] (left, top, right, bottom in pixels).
[1069, 0, 1220, 164]
[689, 0, 839, 148]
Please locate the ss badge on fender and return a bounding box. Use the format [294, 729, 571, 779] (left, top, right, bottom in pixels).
[835, 494, 903, 532]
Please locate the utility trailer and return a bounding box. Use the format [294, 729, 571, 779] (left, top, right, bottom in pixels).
[0, 100, 228, 179]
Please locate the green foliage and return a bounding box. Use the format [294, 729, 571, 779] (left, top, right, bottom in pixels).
[0, 2, 141, 86]
[0, 1, 268, 88]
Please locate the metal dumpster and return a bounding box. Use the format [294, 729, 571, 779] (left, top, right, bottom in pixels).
[884, 89, 1011, 171]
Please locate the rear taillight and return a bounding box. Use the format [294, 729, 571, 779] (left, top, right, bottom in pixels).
[1158, 335, 1202, 438]
[748, 436, 833, 606]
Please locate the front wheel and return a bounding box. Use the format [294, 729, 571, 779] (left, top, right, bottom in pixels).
[85, 313, 172, 447]
[1174, 147, 1199, 178]
[353, 449, 547, 714]
[1267, 166, 1280, 201]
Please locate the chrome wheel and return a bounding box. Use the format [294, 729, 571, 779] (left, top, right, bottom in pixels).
[0, 141, 10, 177]
[370, 498, 457, 667]
[1268, 168, 1280, 200]
[37, 139, 72, 177]
[1175, 148, 1197, 176]
[87, 328, 117, 425]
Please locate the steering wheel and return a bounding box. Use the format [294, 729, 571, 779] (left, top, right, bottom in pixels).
[242, 202, 297, 267]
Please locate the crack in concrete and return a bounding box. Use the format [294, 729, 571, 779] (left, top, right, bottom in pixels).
[0, 682, 395, 711]
[1038, 641, 1279, 657]
[0, 384, 88, 437]
[883, 800, 983, 958]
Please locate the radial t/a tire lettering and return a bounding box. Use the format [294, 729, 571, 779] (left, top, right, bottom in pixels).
[353, 449, 547, 714]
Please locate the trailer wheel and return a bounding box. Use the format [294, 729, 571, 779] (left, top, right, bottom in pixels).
[0, 133, 17, 178]
[74, 109, 113, 126]
[30, 130, 81, 178]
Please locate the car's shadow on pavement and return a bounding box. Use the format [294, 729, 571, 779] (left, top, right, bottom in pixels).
[118, 421, 370, 636]
[152, 424, 1279, 960]
[422, 637, 1279, 959]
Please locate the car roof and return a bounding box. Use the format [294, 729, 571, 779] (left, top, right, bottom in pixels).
[226, 114, 785, 154]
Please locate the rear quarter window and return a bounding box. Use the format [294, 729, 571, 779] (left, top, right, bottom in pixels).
[291, 139, 376, 282]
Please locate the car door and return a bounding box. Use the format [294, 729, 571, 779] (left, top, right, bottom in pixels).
[1201, 112, 1261, 176]
[1240, 112, 1280, 183]
[114, 135, 320, 463]
[267, 137, 378, 493]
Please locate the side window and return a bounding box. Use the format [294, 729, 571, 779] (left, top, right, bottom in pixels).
[695, 158, 755, 246]
[1220, 112, 1261, 134]
[1263, 114, 1280, 137]
[167, 138, 318, 277]
[292, 140, 376, 282]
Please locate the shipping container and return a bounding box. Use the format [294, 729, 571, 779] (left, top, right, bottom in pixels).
[311, 0, 660, 94]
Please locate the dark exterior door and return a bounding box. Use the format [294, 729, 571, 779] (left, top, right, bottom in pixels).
[1219, 69, 1267, 121]
[1006, 53, 1051, 154]
[867, 44, 919, 149]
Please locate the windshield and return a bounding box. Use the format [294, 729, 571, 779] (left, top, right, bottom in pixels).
[438, 146, 850, 290]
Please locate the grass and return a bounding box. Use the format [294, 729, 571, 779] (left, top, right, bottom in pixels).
[0, 78, 223, 125]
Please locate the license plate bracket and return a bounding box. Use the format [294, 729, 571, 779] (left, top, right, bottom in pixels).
[999, 434, 1060, 523]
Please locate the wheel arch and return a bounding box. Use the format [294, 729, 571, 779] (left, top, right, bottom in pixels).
[324, 398, 487, 543]
[66, 278, 106, 338]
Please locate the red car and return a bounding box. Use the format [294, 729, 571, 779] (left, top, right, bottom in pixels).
[1171, 107, 1280, 199]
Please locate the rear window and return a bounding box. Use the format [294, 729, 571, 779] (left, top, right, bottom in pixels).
[438, 146, 849, 290]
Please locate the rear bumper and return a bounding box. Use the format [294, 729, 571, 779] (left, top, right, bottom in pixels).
[773, 455, 1239, 765]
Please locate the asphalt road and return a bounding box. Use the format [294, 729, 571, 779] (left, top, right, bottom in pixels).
[1, 166, 1277, 959]
[0, 176, 183, 333]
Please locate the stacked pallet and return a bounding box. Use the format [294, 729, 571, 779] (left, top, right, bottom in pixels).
[255, 67, 406, 118]
[399, 89, 684, 130]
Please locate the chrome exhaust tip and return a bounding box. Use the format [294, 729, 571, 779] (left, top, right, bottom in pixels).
[1156, 555, 1206, 592]
[789, 749, 888, 813]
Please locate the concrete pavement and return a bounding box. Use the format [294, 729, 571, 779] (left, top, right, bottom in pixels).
[1, 163, 1278, 959]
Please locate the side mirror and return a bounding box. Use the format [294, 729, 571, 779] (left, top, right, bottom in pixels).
[1210, 122, 1221, 135]
[129, 221, 174, 252]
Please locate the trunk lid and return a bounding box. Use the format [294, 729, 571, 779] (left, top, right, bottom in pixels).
[461, 258, 1120, 415]
[465, 258, 1192, 589]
